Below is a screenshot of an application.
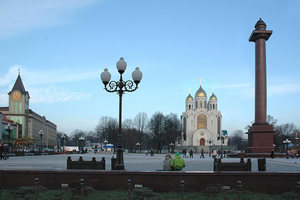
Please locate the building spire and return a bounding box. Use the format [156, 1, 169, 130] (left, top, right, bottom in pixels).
[200, 78, 202, 86]
[188, 88, 191, 94]
[18, 68, 20, 75]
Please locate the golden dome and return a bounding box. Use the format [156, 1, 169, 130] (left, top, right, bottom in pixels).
[186, 93, 193, 101]
[195, 85, 207, 98]
[209, 93, 217, 100]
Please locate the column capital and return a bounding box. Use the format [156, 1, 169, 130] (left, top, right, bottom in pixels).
[249, 30, 272, 42]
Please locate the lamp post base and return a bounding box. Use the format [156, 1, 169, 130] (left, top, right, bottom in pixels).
[115, 145, 125, 170]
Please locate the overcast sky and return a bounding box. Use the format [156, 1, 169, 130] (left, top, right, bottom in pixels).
[0, 0, 299, 135]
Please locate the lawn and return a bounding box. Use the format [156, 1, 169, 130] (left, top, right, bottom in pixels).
[0, 187, 299, 200]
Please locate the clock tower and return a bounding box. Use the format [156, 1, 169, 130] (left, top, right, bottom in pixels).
[7, 73, 30, 137]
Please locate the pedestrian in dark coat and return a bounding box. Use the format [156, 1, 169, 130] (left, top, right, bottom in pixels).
[189, 149, 193, 158]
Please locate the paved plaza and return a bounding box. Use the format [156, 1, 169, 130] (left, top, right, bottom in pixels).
[0, 153, 300, 172]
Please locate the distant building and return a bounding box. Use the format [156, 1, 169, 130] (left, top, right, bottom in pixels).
[181, 82, 228, 151]
[0, 73, 57, 148]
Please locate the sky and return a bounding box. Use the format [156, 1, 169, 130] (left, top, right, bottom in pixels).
[0, 0, 300, 135]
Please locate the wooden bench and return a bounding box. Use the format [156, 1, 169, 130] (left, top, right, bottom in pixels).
[67, 156, 105, 170]
[214, 158, 251, 171]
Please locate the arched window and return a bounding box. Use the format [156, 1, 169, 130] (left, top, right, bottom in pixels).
[197, 114, 207, 129]
[200, 101, 203, 108]
[217, 116, 221, 136]
[204, 101, 206, 108]
[200, 138, 205, 146]
[188, 105, 191, 110]
[213, 104, 215, 109]
[210, 104, 212, 110]
[196, 101, 198, 109]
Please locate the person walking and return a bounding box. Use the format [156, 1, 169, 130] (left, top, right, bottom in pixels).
[170, 152, 186, 171]
[163, 153, 173, 171]
[0, 144, 4, 160]
[212, 149, 217, 159]
[189, 149, 193, 158]
[186, 150, 190, 158]
[270, 150, 274, 159]
[182, 149, 186, 158]
[200, 148, 205, 158]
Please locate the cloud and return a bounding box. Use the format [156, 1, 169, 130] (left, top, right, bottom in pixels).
[268, 84, 300, 96]
[240, 84, 300, 98]
[0, 65, 94, 105]
[0, 93, 7, 105]
[29, 86, 91, 104]
[0, 0, 98, 38]
[215, 84, 251, 89]
[0, 65, 19, 86]
[0, 65, 100, 86]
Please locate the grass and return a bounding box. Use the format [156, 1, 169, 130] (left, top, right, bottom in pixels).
[0, 187, 299, 200]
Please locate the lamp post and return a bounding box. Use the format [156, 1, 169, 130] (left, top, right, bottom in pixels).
[5, 123, 13, 152]
[208, 139, 212, 157]
[283, 139, 291, 152]
[78, 136, 85, 153]
[220, 136, 224, 159]
[136, 142, 140, 153]
[101, 57, 143, 170]
[169, 142, 174, 153]
[295, 132, 299, 151]
[61, 134, 65, 152]
[39, 130, 44, 152]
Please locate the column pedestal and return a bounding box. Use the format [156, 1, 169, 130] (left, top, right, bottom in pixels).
[247, 124, 274, 153]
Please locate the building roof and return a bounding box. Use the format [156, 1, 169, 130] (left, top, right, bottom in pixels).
[8, 74, 27, 95]
[0, 107, 9, 111]
[186, 93, 193, 101]
[195, 85, 207, 98]
[209, 93, 217, 101]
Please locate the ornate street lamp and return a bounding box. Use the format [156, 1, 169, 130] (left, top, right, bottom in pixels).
[5, 123, 13, 152]
[101, 57, 143, 170]
[283, 139, 291, 152]
[220, 136, 224, 159]
[136, 142, 140, 153]
[208, 139, 213, 157]
[39, 130, 44, 151]
[169, 142, 174, 153]
[61, 134, 65, 152]
[78, 136, 85, 153]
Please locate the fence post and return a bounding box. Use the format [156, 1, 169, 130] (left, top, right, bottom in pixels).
[67, 157, 72, 169]
[296, 181, 300, 194]
[180, 180, 184, 200]
[236, 180, 242, 200]
[80, 178, 85, 200]
[34, 177, 39, 200]
[127, 178, 132, 200]
[102, 157, 106, 170]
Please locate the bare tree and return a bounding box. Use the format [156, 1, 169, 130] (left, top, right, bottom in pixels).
[228, 130, 247, 151]
[123, 119, 134, 129]
[95, 116, 118, 147]
[149, 112, 165, 153]
[164, 113, 181, 146]
[134, 112, 148, 152]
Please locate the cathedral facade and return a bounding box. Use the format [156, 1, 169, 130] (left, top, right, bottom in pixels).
[181, 83, 227, 150]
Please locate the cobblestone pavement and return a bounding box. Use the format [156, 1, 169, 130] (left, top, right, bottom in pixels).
[0, 153, 300, 172]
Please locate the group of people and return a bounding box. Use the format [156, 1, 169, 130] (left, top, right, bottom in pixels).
[181, 149, 193, 158]
[163, 152, 186, 171]
[0, 143, 9, 160]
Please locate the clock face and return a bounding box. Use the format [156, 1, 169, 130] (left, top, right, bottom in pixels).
[13, 91, 20, 100]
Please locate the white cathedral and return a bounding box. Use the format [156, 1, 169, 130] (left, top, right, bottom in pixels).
[181, 82, 228, 151]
